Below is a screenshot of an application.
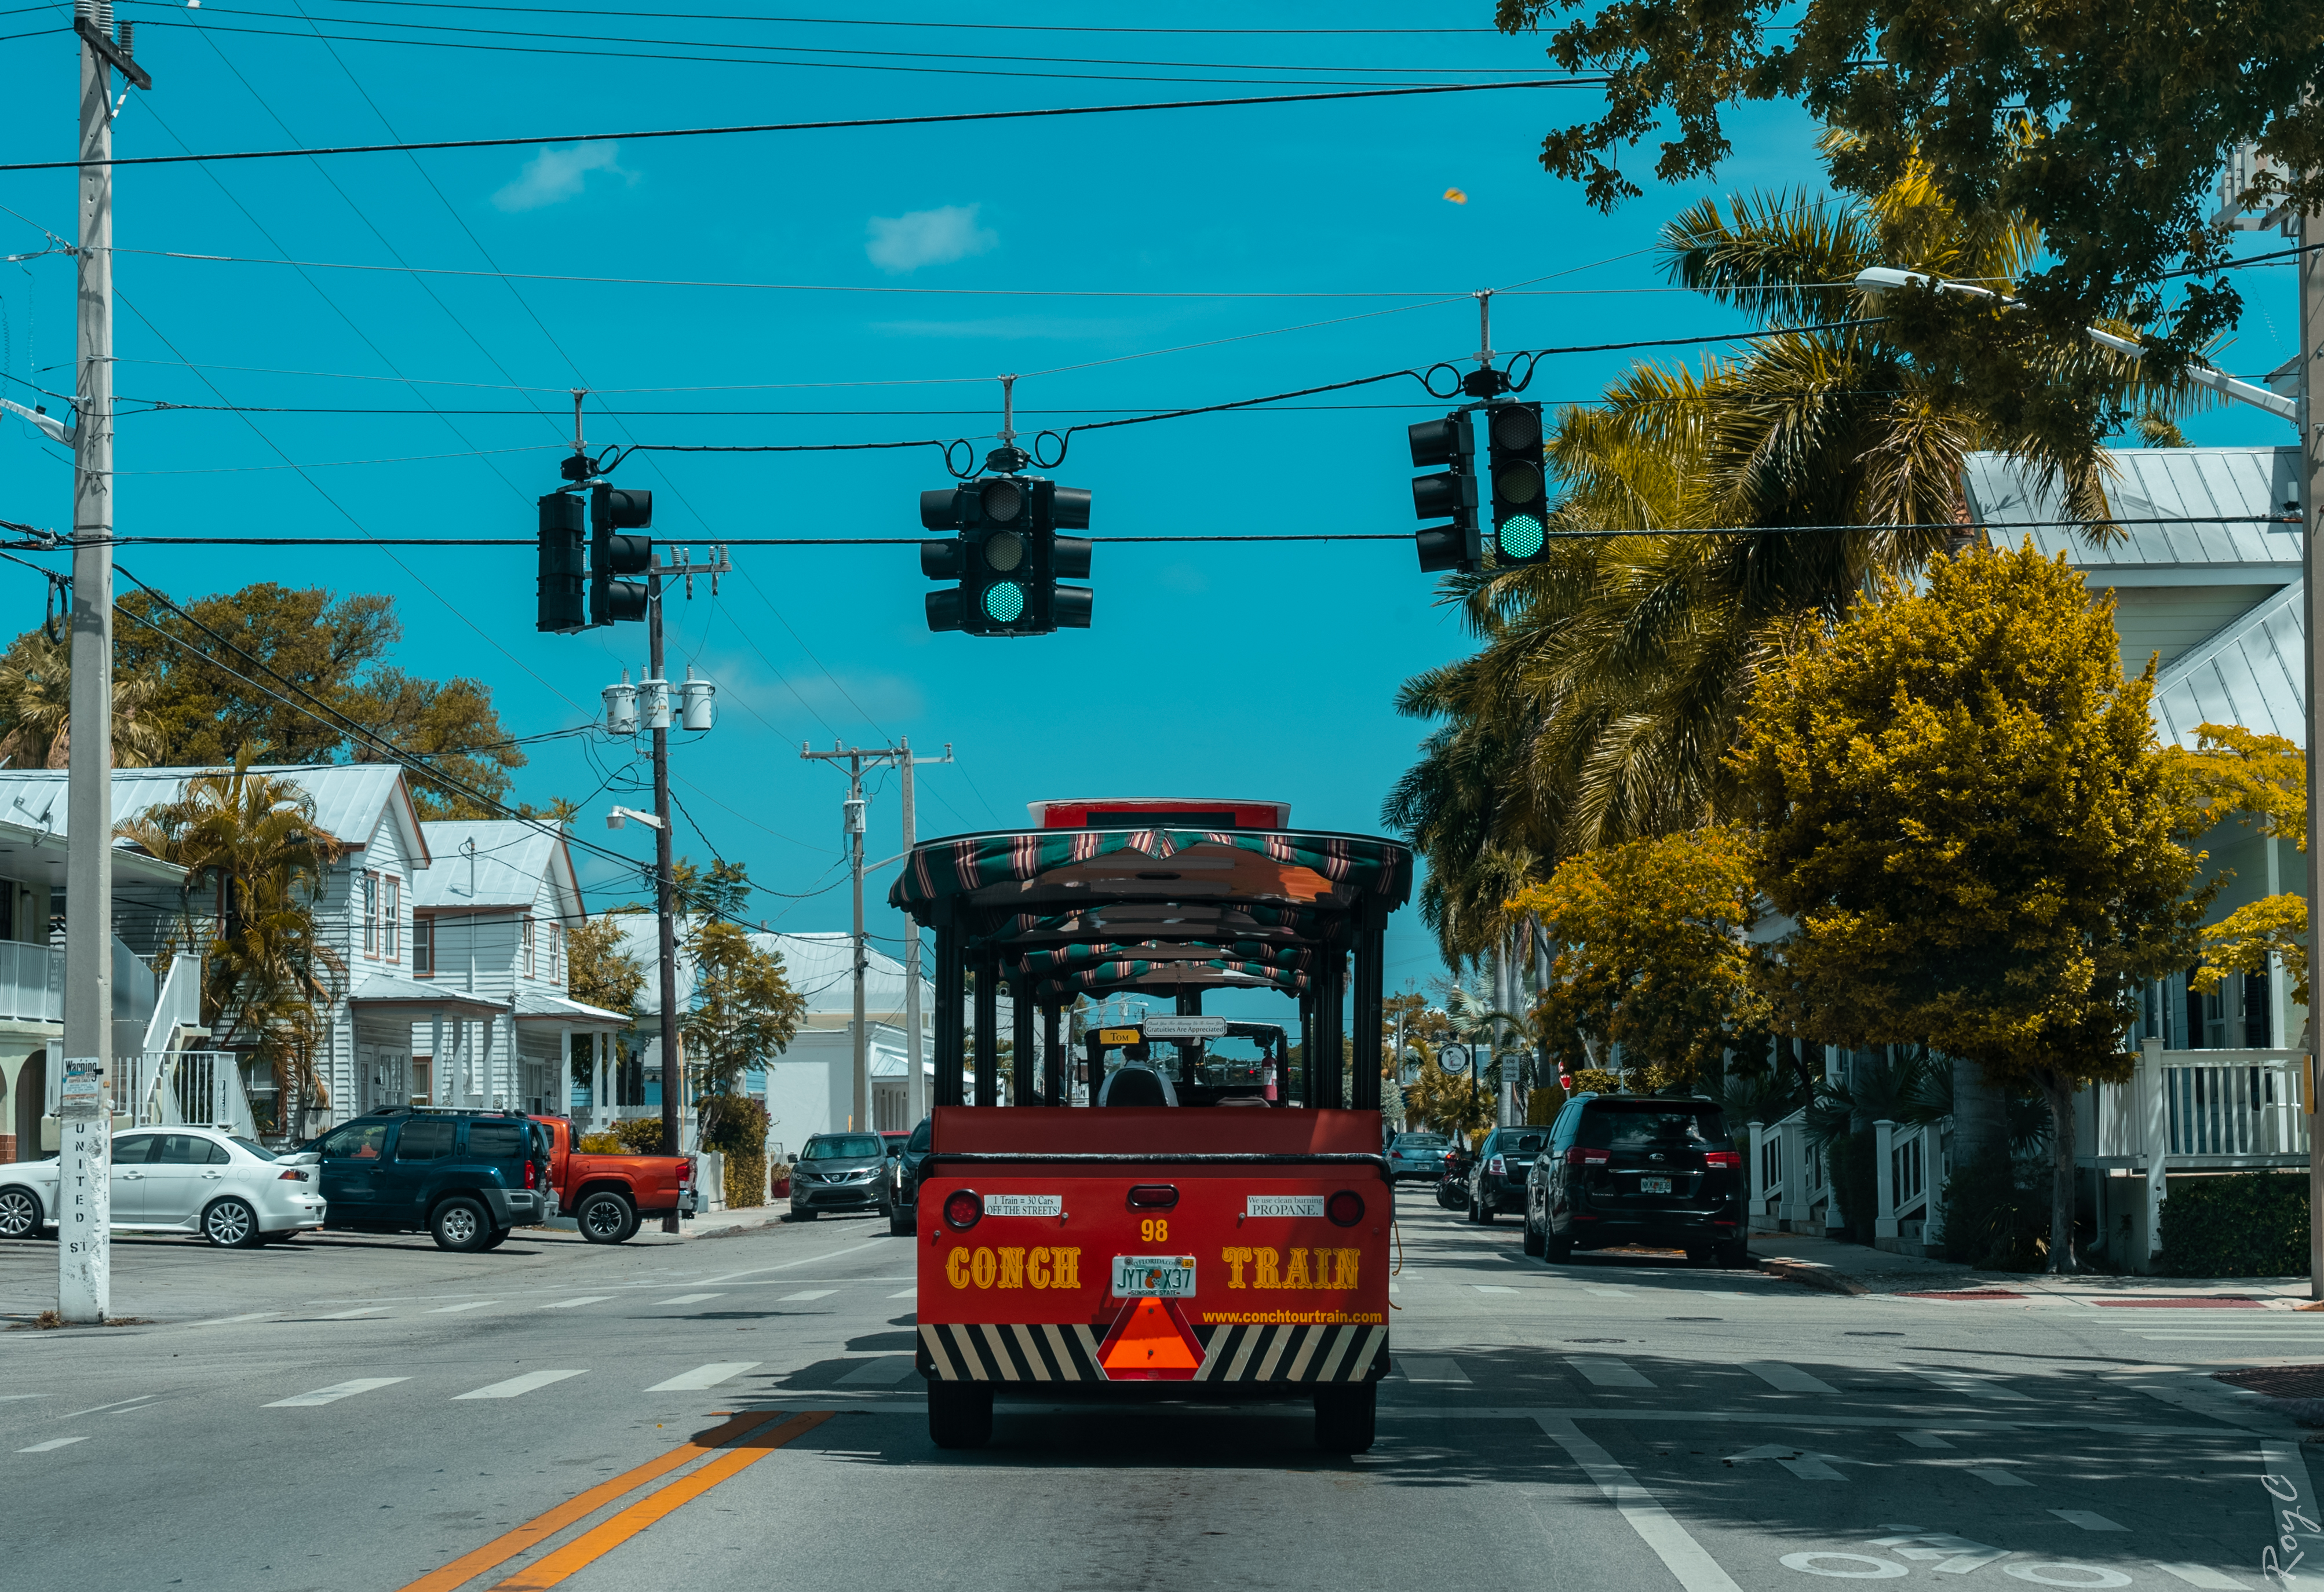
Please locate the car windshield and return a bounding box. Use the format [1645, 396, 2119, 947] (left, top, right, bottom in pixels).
[804, 1134, 882, 1160]
[1499, 1131, 1548, 1154]
[907, 1118, 932, 1152]
[1393, 1135, 1448, 1151]
[228, 1136, 279, 1161]
[1579, 1104, 1732, 1151]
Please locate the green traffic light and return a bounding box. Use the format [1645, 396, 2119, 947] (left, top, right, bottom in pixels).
[983, 581, 1028, 623]
[1498, 515, 1545, 560]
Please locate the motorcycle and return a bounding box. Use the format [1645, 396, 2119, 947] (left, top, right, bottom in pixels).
[1435, 1146, 1471, 1211]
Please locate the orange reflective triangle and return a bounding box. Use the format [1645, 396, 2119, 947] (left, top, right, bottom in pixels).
[1098, 1297, 1202, 1374]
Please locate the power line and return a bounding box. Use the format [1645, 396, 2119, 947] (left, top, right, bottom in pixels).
[0, 78, 1598, 173]
[123, 2, 1503, 36]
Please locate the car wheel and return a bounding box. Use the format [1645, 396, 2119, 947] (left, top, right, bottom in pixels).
[927, 1381, 993, 1449]
[888, 1207, 913, 1237]
[1716, 1238, 1752, 1269]
[1477, 1192, 1497, 1225]
[431, 1196, 491, 1253]
[1522, 1208, 1545, 1257]
[480, 1228, 510, 1251]
[0, 1185, 44, 1239]
[201, 1197, 263, 1248]
[793, 1208, 819, 1221]
[1313, 1383, 1377, 1454]
[576, 1191, 637, 1245]
[1543, 1226, 1574, 1264]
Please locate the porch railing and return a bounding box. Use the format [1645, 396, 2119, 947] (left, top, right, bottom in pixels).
[1874, 1116, 1951, 1247]
[111, 1050, 258, 1140]
[2086, 1040, 2308, 1167]
[1747, 1109, 1828, 1232]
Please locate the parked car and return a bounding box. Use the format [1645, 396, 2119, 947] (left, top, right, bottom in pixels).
[530, 1116, 693, 1244]
[886, 1116, 932, 1235]
[1466, 1126, 1548, 1222]
[1385, 1131, 1454, 1183]
[1523, 1093, 1747, 1266]
[789, 1131, 889, 1221]
[0, 1126, 327, 1247]
[302, 1107, 553, 1252]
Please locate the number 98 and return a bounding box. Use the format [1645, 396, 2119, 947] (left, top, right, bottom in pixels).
[1140, 1217, 1168, 1243]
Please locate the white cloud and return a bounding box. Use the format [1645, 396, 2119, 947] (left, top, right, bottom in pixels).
[864, 204, 997, 274]
[492, 142, 636, 213]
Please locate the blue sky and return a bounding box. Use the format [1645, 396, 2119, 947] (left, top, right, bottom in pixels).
[0, 2, 2301, 1016]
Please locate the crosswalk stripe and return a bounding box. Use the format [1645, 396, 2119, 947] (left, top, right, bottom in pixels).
[1475, 1285, 1520, 1295]
[428, 1301, 495, 1314]
[455, 1370, 589, 1401]
[886, 1288, 916, 1299]
[780, 1290, 836, 1303]
[654, 1294, 721, 1305]
[265, 1377, 408, 1408]
[16, 1436, 87, 1453]
[1744, 1361, 1837, 1394]
[1398, 1357, 1471, 1384]
[191, 1311, 277, 1327]
[1899, 1432, 1954, 1449]
[539, 1296, 612, 1310]
[319, 1306, 392, 1320]
[1585, 1286, 1632, 1298]
[1967, 1467, 2031, 1487]
[836, 1358, 918, 1385]
[2051, 1510, 2128, 1532]
[1567, 1356, 1655, 1389]
[1909, 1368, 2033, 1402]
[645, 1361, 761, 1393]
[2152, 1564, 2250, 1590]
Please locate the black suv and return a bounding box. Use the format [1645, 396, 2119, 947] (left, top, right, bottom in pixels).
[302, 1108, 553, 1252]
[1523, 1093, 1746, 1266]
[886, 1116, 932, 1235]
[1465, 1126, 1547, 1222]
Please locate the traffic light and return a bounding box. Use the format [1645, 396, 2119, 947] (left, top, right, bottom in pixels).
[590, 484, 652, 626]
[918, 476, 1093, 636]
[1408, 411, 1479, 574]
[536, 491, 585, 633]
[1484, 400, 1551, 567]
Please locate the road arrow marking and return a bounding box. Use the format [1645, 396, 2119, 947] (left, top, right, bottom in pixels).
[1869, 1528, 2012, 1573]
[1724, 1444, 1849, 1480]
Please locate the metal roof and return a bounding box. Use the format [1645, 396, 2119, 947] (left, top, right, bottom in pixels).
[346, 972, 506, 1016]
[1964, 446, 2300, 583]
[2150, 578, 2306, 748]
[411, 820, 572, 910]
[0, 763, 429, 864]
[509, 987, 629, 1025]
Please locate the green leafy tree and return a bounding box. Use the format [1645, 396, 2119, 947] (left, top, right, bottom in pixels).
[1509, 825, 1765, 1094]
[2165, 724, 2311, 1009]
[566, 912, 647, 1017]
[681, 920, 807, 1097]
[107, 582, 524, 816]
[1494, 0, 2315, 385]
[1732, 541, 2212, 1272]
[0, 627, 166, 768]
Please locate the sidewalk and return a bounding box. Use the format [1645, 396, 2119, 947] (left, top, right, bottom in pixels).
[1748, 1230, 2312, 1302]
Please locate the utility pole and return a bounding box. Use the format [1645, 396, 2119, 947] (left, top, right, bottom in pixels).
[2302, 198, 2323, 1300]
[57, 1, 146, 1326]
[897, 739, 952, 1126]
[648, 561, 681, 1233]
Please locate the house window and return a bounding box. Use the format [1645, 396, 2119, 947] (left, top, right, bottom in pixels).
[412, 917, 434, 977]
[523, 917, 537, 980]
[384, 877, 401, 962]
[361, 873, 380, 958]
[549, 922, 565, 987]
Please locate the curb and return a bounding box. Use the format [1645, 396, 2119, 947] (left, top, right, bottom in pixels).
[1757, 1257, 1869, 1297]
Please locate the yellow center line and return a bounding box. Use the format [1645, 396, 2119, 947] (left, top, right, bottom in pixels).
[393, 1410, 787, 1592]
[489, 1412, 834, 1590]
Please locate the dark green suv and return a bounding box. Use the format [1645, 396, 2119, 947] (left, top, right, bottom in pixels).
[304, 1108, 554, 1251]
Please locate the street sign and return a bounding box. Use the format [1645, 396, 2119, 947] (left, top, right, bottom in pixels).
[1438, 1044, 1472, 1075]
[1142, 1016, 1227, 1038]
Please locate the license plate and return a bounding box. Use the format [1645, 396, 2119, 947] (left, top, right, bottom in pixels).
[1640, 1175, 1673, 1195]
[1112, 1255, 1196, 1298]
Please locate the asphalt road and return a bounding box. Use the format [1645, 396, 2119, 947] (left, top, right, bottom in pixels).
[4, 1188, 2318, 1592]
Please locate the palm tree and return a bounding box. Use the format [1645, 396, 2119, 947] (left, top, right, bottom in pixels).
[1387, 169, 2205, 937]
[118, 751, 349, 1131]
[0, 628, 166, 768]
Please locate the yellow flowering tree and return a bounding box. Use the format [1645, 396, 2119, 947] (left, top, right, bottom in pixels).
[2165, 724, 2308, 1008]
[1508, 825, 1764, 1094]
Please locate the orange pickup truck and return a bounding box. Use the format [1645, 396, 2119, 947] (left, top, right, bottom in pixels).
[532, 1116, 695, 1244]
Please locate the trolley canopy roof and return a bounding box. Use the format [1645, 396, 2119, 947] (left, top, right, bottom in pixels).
[889, 824, 1413, 1005]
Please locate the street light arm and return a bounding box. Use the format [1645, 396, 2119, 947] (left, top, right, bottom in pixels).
[0, 397, 75, 448]
[1851, 267, 2297, 428]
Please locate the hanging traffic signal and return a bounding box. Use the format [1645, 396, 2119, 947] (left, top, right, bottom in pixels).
[590, 484, 652, 626]
[918, 477, 1093, 635]
[536, 491, 586, 633]
[1408, 411, 1479, 574]
[1484, 400, 1550, 567]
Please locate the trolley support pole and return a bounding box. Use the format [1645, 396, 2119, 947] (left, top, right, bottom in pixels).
[1352, 901, 1384, 1112]
[933, 906, 964, 1108]
[1316, 950, 1346, 1109]
[1010, 979, 1035, 1108]
[1041, 1005, 1064, 1105]
[973, 955, 1000, 1107]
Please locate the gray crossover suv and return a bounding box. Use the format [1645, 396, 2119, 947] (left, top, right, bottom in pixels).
[788, 1132, 890, 1221]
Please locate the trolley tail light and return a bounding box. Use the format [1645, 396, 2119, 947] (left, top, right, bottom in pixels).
[1702, 1151, 1741, 1169]
[1326, 1190, 1365, 1228]
[1126, 1185, 1179, 1209]
[943, 1189, 983, 1230]
[1566, 1148, 1610, 1166]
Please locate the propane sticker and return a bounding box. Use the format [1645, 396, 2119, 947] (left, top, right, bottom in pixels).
[1245, 1195, 1325, 1218]
[983, 1194, 1063, 1217]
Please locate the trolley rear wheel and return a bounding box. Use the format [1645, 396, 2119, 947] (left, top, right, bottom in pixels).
[927, 1381, 993, 1449]
[1314, 1383, 1377, 1454]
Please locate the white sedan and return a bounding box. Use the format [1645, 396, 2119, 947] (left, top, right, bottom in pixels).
[0, 1126, 327, 1247]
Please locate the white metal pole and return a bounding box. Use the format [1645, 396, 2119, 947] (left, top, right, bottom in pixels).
[900, 739, 924, 1126]
[851, 754, 868, 1133]
[59, 6, 115, 1325]
[2303, 201, 2324, 1301]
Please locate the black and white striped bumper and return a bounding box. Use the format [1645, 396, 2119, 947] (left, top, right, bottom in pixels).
[918, 1321, 1387, 1385]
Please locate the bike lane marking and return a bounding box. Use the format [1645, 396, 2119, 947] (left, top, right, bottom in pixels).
[1535, 1415, 1742, 1592]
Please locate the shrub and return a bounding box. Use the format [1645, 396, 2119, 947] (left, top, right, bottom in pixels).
[1935, 1146, 2049, 1270]
[1823, 1129, 1881, 1245]
[2157, 1171, 2310, 1278]
[609, 1117, 669, 1155]
[724, 1151, 767, 1209]
[576, 1129, 623, 1153]
[701, 1093, 769, 1156]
